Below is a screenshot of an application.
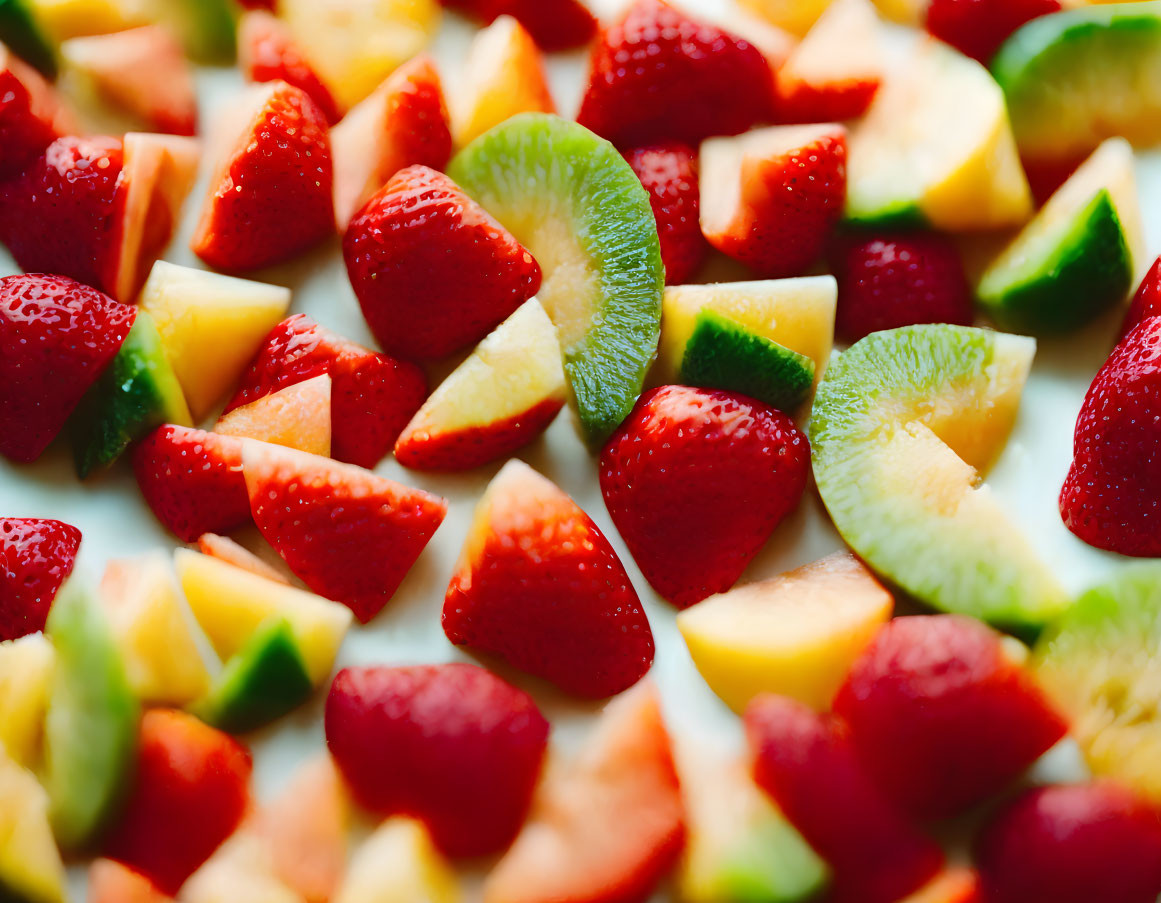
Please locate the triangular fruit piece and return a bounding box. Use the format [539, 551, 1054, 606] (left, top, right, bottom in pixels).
[98, 552, 212, 707]
[197, 534, 289, 585]
[0, 633, 54, 768]
[485, 684, 685, 903]
[174, 548, 352, 686]
[243, 443, 447, 623]
[238, 11, 340, 125]
[216, 375, 332, 458]
[181, 832, 303, 903]
[331, 54, 451, 230]
[452, 15, 555, 148]
[443, 459, 654, 699]
[89, 859, 174, 903]
[138, 260, 291, 421]
[334, 818, 460, 903]
[192, 81, 334, 272]
[0, 752, 69, 903]
[0, 516, 82, 641]
[60, 25, 197, 135]
[395, 299, 566, 471]
[677, 551, 893, 714]
[0, 44, 76, 180]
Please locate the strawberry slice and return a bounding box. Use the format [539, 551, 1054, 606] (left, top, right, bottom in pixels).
[343, 165, 542, 361]
[600, 386, 809, 610]
[443, 459, 654, 699]
[0, 45, 75, 181]
[242, 443, 448, 623]
[238, 12, 341, 125]
[132, 426, 249, 543]
[926, 0, 1061, 65]
[622, 142, 706, 285]
[1, 517, 82, 641]
[224, 314, 427, 468]
[441, 0, 597, 51]
[1119, 255, 1161, 341]
[0, 273, 136, 463]
[576, 0, 776, 146]
[192, 81, 334, 272]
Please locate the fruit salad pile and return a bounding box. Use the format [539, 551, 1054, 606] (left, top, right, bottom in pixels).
[5, 0, 1161, 901]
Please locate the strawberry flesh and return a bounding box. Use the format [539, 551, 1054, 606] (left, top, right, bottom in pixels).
[0, 50, 74, 181]
[1119, 255, 1161, 341]
[623, 143, 706, 285]
[0, 517, 82, 641]
[239, 12, 341, 125]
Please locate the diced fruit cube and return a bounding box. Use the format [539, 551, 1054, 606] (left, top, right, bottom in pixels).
[0, 45, 74, 179]
[0, 752, 68, 903]
[89, 859, 172, 903]
[334, 818, 460, 903]
[623, 142, 707, 286]
[238, 11, 340, 125]
[0, 634, 54, 768]
[196, 534, 288, 585]
[215, 375, 332, 458]
[1, 517, 81, 641]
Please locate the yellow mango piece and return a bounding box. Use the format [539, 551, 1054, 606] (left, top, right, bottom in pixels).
[215, 375, 332, 457]
[28, 0, 147, 39]
[0, 635, 54, 769]
[335, 819, 460, 903]
[0, 753, 67, 903]
[738, 0, 833, 35]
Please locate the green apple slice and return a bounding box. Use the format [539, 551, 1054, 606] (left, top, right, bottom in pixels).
[810, 324, 1068, 636]
[0, 753, 68, 903]
[0, 0, 56, 76]
[978, 138, 1142, 333]
[448, 113, 664, 445]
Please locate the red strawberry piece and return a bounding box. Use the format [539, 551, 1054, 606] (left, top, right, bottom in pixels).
[829, 231, 974, 343]
[325, 663, 549, 857]
[623, 143, 706, 285]
[104, 709, 252, 895]
[236, 0, 274, 8]
[0, 273, 135, 462]
[443, 459, 654, 699]
[0, 517, 81, 641]
[242, 443, 447, 623]
[1119, 255, 1161, 341]
[975, 782, 1161, 903]
[0, 46, 75, 181]
[343, 165, 542, 361]
[834, 615, 1068, 820]
[239, 12, 341, 125]
[224, 314, 427, 468]
[925, 0, 1062, 64]
[132, 426, 249, 543]
[576, 0, 777, 146]
[441, 0, 597, 51]
[745, 695, 945, 903]
[1060, 316, 1161, 556]
[600, 386, 809, 610]
[191, 81, 334, 272]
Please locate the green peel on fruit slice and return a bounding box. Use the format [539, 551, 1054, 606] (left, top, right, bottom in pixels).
[44, 580, 140, 852]
[0, 0, 56, 77]
[993, 2, 1161, 164]
[810, 325, 1068, 636]
[448, 113, 664, 445]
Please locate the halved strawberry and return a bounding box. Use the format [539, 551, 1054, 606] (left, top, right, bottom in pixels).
[443, 459, 654, 699]
[242, 443, 448, 623]
[1120, 255, 1161, 341]
[1, 517, 82, 641]
[191, 81, 334, 272]
[576, 0, 776, 146]
[441, 0, 597, 50]
[224, 314, 427, 468]
[132, 426, 249, 543]
[238, 12, 341, 125]
[0, 45, 75, 181]
[343, 165, 542, 361]
[622, 142, 706, 285]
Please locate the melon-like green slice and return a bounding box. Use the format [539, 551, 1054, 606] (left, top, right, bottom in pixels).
[0, 753, 68, 903]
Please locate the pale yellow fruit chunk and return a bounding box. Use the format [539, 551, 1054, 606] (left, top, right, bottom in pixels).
[335, 819, 460, 903]
[0, 635, 54, 769]
[0, 753, 68, 903]
[216, 375, 332, 458]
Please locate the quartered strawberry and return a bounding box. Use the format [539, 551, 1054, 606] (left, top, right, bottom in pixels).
[192, 81, 334, 272]
[623, 143, 706, 285]
[576, 0, 777, 146]
[132, 426, 249, 543]
[325, 663, 549, 857]
[239, 12, 341, 125]
[441, 0, 597, 50]
[925, 0, 1062, 64]
[600, 386, 809, 610]
[224, 314, 427, 468]
[1119, 255, 1161, 341]
[443, 460, 655, 699]
[343, 165, 542, 361]
[1, 517, 82, 641]
[0, 273, 135, 463]
[0, 46, 75, 181]
[829, 231, 974, 343]
[1060, 316, 1161, 556]
[242, 443, 447, 623]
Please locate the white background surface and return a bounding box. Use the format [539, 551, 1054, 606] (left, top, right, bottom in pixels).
[2, 0, 1158, 896]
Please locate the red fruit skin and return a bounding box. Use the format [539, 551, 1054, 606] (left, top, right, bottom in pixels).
[829, 231, 975, 343]
[776, 78, 879, 125]
[925, 0, 1062, 64]
[132, 426, 249, 543]
[0, 518, 81, 641]
[600, 386, 809, 610]
[1060, 316, 1161, 556]
[0, 50, 74, 181]
[239, 12, 342, 125]
[833, 615, 1068, 821]
[325, 663, 549, 857]
[0, 273, 135, 462]
[224, 314, 427, 468]
[192, 82, 334, 272]
[975, 782, 1161, 903]
[441, 0, 597, 50]
[745, 695, 945, 903]
[623, 143, 706, 285]
[343, 165, 542, 362]
[104, 710, 252, 896]
[1119, 255, 1161, 341]
[576, 0, 777, 146]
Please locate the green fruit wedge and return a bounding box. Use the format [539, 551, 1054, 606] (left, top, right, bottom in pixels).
[810, 325, 1068, 636]
[0, 0, 55, 77]
[44, 580, 139, 851]
[993, 2, 1161, 165]
[978, 138, 1142, 333]
[148, 0, 235, 62]
[448, 113, 664, 445]
[1034, 564, 1161, 804]
[71, 309, 191, 478]
[679, 310, 816, 412]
